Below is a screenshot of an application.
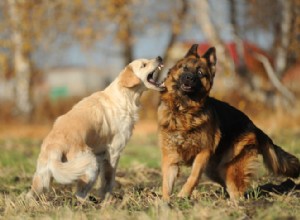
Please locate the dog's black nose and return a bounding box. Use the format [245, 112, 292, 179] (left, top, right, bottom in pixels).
[181, 73, 196, 83]
[156, 56, 163, 62]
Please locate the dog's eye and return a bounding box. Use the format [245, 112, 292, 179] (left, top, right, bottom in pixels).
[198, 70, 205, 78]
[141, 63, 147, 68]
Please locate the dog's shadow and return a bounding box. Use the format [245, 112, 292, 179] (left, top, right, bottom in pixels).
[246, 178, 300, 198]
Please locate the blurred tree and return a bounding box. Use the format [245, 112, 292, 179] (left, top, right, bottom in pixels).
[230, 0, 296, 105]
[99, 0, 189, 66]
[287, 0, 300, 68]
[7, 0, 33, 117]
[99, 0, 135, 65]
[274, 0, 292, 78]
[243, 0, 298, 79]
[194, 0, 235, 75]
[0, 0, 186, 119]
[162, 0, 188, 64]
[228, 0, 246, 74]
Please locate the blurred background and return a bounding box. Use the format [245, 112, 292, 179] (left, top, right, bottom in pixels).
[0, 0, 299, 135]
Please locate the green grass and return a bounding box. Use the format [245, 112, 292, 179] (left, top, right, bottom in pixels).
[119, 134, 161, 169]
[0, 131, 300, 219]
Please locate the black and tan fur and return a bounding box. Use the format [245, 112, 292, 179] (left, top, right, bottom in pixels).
[158, 44, 300, 201]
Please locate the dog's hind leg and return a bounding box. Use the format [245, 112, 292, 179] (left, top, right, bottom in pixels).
[75, 153, 99, 200]
[221, 146, 258, 200]
[26, 155, 52, 199]
[76, 175, 98, 200]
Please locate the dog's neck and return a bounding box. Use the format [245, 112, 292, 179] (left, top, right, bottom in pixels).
[161, 92, 208, 112]
[105, 79, 144, 111]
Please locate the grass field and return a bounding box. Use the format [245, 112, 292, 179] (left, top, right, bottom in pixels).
[0, 122, 300, 219]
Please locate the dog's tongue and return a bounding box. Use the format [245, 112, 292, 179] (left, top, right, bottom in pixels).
[148, 76, 156, 84]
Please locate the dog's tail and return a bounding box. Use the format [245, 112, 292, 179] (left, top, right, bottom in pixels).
[49, 151, 96, 184]
[257, 129, 300, 178]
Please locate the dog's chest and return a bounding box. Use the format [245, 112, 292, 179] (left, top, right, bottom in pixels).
[87, 107, 137, 155]
[159, 110, 213, 163]
[158, 103, 216, 164]
[163, 129, 210, 164]
[115, 114, 136, 141]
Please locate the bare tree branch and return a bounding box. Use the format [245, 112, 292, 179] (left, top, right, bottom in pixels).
[253, 52, 295, 104]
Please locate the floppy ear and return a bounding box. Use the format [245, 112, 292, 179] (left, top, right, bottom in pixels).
[119, 66, 141, 88]
[202, 47, 217, 74]
[184, 44, 199, 58]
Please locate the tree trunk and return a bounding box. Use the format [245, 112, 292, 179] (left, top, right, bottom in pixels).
[122, 14, 133, 65]
[229, 0, 246, 72]
[286, 0, 300, 71]
[8, 0, 32, 117]
[195, 0, 234, 74]
[118, 8, 133, 65]
[274, 0, 292, 79]
[162, 0, 188, 64]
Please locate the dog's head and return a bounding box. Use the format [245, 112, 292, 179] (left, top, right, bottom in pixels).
[119, 57, 165, 91]
[162, 44, 216, 100]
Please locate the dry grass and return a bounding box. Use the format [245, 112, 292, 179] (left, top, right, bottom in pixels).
[0, 128, 300, 219]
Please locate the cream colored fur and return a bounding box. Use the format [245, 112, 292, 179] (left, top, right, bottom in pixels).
[26, 58, 164, 201]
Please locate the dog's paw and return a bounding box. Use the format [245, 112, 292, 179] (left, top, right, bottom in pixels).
[101, 192, 113, 202]
[25, 191, 37, 201]
[177, 190, 190, 198]
[75, 194, 87, 204]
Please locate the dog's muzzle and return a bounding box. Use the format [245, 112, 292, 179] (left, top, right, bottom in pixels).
[180, 72, 197, 92]
[146, 57, 165, 90]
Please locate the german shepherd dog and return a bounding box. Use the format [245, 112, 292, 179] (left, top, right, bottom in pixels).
[158, 44, 300, 201]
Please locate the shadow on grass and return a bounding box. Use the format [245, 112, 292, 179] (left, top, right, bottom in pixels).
[247, 178, 300, 198]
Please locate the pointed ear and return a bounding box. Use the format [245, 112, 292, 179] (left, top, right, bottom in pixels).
[202, 47, 217, 74]
[184, 44, 199, 58]
[119, 66, 141, 88]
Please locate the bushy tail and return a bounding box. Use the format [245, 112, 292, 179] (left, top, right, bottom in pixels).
[49, 152, 96, 184]
[258, 130, 300, 178]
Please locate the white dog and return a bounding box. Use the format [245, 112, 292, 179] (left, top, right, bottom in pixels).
[26, 57, 165, 200]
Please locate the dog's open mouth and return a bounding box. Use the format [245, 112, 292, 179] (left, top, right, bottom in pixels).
[181, 84, 194, 93]
[147, 63, 166, 89]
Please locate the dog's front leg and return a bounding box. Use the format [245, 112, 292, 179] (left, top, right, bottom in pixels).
[177, 149, 211, 198]
[161, 153, 179, 202]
